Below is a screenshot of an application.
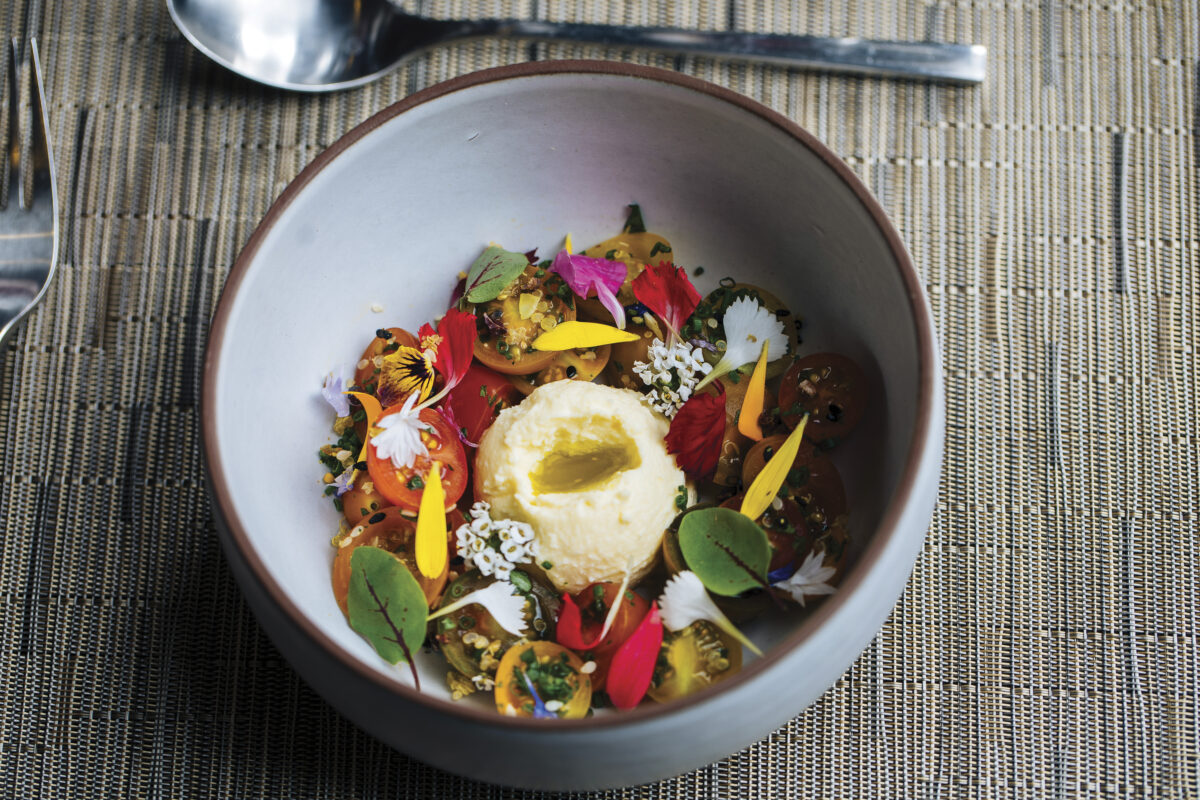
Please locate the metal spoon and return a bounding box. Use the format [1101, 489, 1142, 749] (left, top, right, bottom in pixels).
[166, 0, 986, 92]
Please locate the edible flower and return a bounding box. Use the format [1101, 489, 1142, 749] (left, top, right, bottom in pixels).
[694, 297, 787, 391]
[331, 466, 357, 497]
[531, 320, 639, 351]
[772, 550, 836, 607]
[736, 340, 770, 440]
[658, 571, 763, 656]
[321, 369, 351, 417]
[370, 392, 428, 469]
[454, 501, 538, 582]
[665, 387, 726, 479]
[416, 308, 478, 408]
[605, 603, 663, 709]
[551, 249, 628, 329]
[414, 462, 447, 579]
[632, 338, 713, 418]
[427, 580, 528, 637]
[520, 671, 557, 719]
[378, 345, 435, 407]
[631, 262, 701, 338]
[342, 391, 383, 492]
[740, 413, 808, 521]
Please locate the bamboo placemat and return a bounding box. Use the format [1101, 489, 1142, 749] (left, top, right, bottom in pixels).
[1, 0, 1197, 797]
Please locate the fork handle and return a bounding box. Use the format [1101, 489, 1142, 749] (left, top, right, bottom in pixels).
[464, 20, 986, 84]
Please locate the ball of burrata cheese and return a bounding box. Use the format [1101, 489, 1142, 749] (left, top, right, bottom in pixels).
[473, 380, 685, 593]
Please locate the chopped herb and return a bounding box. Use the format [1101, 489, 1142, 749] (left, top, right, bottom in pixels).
[406, 475, 425, 490]
[649, 240, 671, 257]
[541, 560, 553, 570]
[674, 485, 688, 511]
[510, 570, 533, 594]
[332, 498, 343, 512]
[605, 249, 618, 260]
[458, 615, 476, 629]
[479, 386, 487, 397]
[693, 266, 705, 277]
[324, 485, 337, 496]
[623, 203, 647, 234]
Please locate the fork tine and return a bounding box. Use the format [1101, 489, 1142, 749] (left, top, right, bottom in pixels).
[5, 37, 18, 209]
[27, 38, 52, 209]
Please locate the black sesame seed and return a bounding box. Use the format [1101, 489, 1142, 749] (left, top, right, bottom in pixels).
[368, 512, 387, 524]
[566, 365, 578, 378]
[376, 328, 392, 339]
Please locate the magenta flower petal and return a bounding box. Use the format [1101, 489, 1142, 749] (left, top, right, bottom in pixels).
[551, 250, 628, 328]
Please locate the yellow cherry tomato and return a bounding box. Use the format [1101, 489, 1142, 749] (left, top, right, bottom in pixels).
[494, 640, 592, 718]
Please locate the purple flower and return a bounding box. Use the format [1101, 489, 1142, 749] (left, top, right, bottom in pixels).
[321, 370, 351, 417]
[551, 249, 627, 329]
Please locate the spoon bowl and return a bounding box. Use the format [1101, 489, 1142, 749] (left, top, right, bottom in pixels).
[167, 0, 986, 92]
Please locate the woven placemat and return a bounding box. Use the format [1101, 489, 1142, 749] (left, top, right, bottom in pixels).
[1, 0, 1197, 797]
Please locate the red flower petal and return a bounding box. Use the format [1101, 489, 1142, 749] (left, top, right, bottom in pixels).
[631, 262, 701, 333]
[605, 604, 663, 710]
[425, 309, 477, 392]
[665, 388, 726, 479]
[555, 593, 607, 651]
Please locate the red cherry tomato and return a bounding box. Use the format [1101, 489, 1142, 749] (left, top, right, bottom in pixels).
[564, 582, 650, 691]
[778, 352, 867, 445]
[366, 404, 468, 512]
[444, 361, 522, 444]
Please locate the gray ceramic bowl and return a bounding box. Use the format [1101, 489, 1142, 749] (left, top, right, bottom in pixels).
[202, 61, 944, 790]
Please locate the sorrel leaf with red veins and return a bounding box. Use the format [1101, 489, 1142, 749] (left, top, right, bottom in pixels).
[676, 507, 771, 597]
[665, 389, 726, 479]
[605, 604, 663, 709]
[631, 262, 701, 334]
[463, 245, 530, 303]
[347, 546, 428, 688]
[551, 249, 628, 328]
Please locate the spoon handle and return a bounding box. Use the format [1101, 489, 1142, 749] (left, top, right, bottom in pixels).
[474, 20, 985, 84]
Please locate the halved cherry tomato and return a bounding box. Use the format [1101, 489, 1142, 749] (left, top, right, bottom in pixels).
[720, 494, 809, 573]
[742, 434, 847, 535]
[495, 640, 592, 718]
[647, 620, 742, 703]
[340, 477, 387, 526]
[444, 361, 522, 444]
[366, 405, 468, 511]
[353, 327, 420, 392]
[562, 582, 650, 691]
[331, 506, 464, 616]
[778, 352, 867, 445]
[603, 322, 657, 391]
[471, 261, 577, 375]
[512, 345, 611, 395]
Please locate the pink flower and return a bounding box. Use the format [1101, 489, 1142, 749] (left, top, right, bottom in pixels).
[551, 249, 628, 328]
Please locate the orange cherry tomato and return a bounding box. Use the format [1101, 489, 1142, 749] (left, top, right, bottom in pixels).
[494, 641, 592, 718]
[340, 478, 387, 526]
[366, 405, 468, 512]
[511, 345, 611, 395]
[471, 261, 577, 375]
[563, 582, 650, 691]
[742, 434, 847, 535]
[778, 352, 867, 446]
[353, 327, 420, 392]
[331, 506, 464, 616]
[720, 494, 810, 573]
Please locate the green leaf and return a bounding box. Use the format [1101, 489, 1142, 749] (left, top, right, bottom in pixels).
[677, 507, 771, 597]
[347, 546, 428, 686]
[623, 203, 647, 234]
[464, 245, 529, 303]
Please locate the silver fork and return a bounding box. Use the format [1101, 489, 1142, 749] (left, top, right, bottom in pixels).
[0, 38, 57, 351]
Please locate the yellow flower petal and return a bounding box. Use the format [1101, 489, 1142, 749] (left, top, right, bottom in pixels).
[344, 392, 384, 490]
[532, 320, 640, 351]
[415, 462, 447, 580]
[740, 413, 809, 521]
[564, 233, 573, 254]
[737, 340, 770, 441]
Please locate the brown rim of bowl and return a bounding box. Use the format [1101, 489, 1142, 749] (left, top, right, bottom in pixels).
[201, 60, 939, 732]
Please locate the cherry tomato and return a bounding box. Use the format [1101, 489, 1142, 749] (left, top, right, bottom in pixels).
[647, 620, 742, 703]
[720, 494, 809, 573]
[434, 570, 561, 682]
[511, 345, 611, 395]
[683, 283, 798, 379]
[494, 641, 592, 718]
[603, 322, 657, 391]
[444, 361, 522, 444]
[563, 582, 650, 691]
[778, 352, 867, 445]
[353, 327, 420, 392]
[330, 506, 463, 616]
[710, 374, 777, 487]
[340, 477, 387, 526]
[366, 405, 468, 512]
[741, 434, 847, 535]
[471, 261, 577, 375]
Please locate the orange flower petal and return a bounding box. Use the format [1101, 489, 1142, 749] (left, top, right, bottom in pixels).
[736, 340, 770, 441]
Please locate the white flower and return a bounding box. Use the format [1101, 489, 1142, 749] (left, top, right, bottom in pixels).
[321, 369, 351, 417]
[493, 561, 513, 581]
[499, 539, 525, 562]
[773, 551, 837, 607]
[370, 392, 427, 469]
[695, 297, 788, 390]
[658, 571, 763, 656]
[455, 504, 538, 580]
[631, 338, 713, 419]
[428, 581, 528, 636]
[475, 550, 497, 576]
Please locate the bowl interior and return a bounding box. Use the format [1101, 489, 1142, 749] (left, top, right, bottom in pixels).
[210, 69, 921, 705]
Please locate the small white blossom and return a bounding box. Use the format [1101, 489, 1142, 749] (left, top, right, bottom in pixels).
[658, 570, 762, 656]
[632, 338, 713, 419]
[370, 392, 427, 469]
[454, 503, 539, 582]
[475, 550, 497, 576]
[773, 550, 837, 607]
[428, 581, 528, 636]
[695, 297, 788, 391]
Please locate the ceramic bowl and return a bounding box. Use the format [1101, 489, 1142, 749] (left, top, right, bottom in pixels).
[202, 61, 944, 790]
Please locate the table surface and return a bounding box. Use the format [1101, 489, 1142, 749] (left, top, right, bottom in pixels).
[1, 1, 1197, 797]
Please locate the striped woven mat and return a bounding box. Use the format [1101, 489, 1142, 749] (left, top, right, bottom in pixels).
[1, 0, 1197, 797]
